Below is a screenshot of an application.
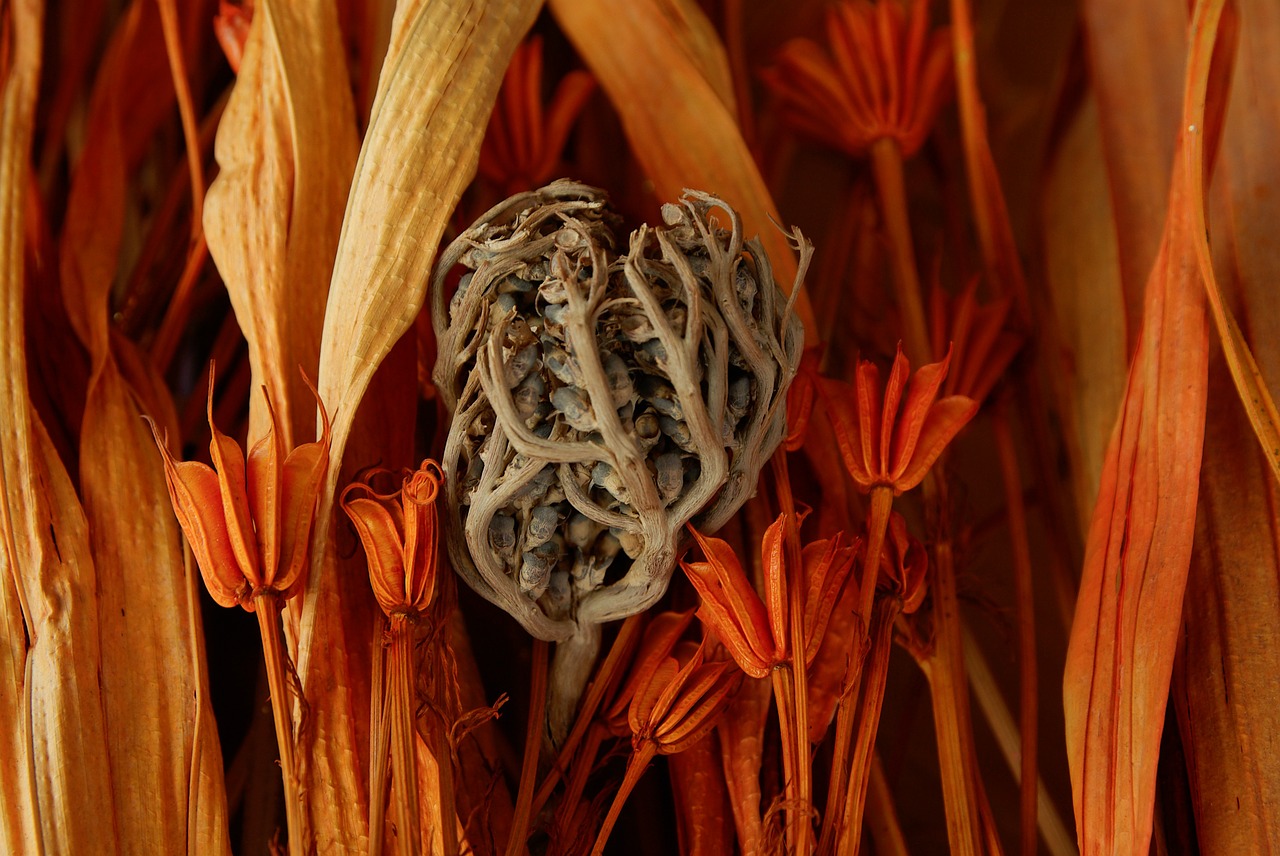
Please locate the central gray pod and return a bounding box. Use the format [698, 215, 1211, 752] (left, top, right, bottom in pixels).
[431, 180, 806, 739]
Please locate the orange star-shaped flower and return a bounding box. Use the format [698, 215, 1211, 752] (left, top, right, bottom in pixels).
[681, 516, 858, 679]
[822, 343, 976, 496]
[930, 279, 1023, 405]
[592, 615, 741, 855]
[627, 637, 741, 757]
[151, 373, 331, 611]
[762, 0, 952, 159]
[603, 610, 696, 738]
[341, 460, 445, 619]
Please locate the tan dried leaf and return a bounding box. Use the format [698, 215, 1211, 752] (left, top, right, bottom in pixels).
[203, 0, 358, 447]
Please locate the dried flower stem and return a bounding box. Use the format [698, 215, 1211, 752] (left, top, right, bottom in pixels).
[858, 487, 894, 639]
[430, 687, 459, 856]
[771, 452, 814, 854]
[387, 616, 422, 856]
[506, 639, 549, 856]
[839, 596, 900, 854]
[591, 742, 658, 856]
[254, 592, 310, 856]
[993, 398, 1038, 856]
[534, 615, 643, 816]
[555, 723, 606, 832]
[369, 615, 391, 856]
[817, 669, 862, 855]
[962, 626, 1075, 856]
[869, 137, 931, 365]
[917, 483, 988, 856]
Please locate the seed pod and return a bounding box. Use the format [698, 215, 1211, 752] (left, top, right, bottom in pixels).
[527, 505, 561, 546]
[432, 181, 808, 731]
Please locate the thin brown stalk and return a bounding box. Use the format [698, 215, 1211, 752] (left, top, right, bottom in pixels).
[591, 742, 657, 856]
[865, 755, 909, 856]
[369, 615, 390, 856]
[840, 597, 899, 854]
[993, 397, 1039, 856]
[553, 724, 606, 835]
[869, 137, 931, 365]
[919, 477, 990, 856]
[858, 488, 893, 640]
[770, 668, 804, 854]
[506, 638, 549, 856]
[962, 625, 1075, 856]
[154, 0, 205, 240]
[771, 452, 814, 855]
[533, 615, 643, 816]
[817, 665, 861, 856]
[254, 592, 310, 856]
[431, 684, 459, 856]
[388, 617, 422, 855]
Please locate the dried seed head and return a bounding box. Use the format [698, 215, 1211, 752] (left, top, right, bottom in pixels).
[432, 181, 806, 663]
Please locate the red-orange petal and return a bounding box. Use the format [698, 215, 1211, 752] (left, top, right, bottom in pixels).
[889, 345, 950, 478]
[272, 377, 331, 598]
[759, 514, 789, 661]
[880, 345, 910, 477]
[685, 527, 775, 669]
[893, 394, 978, 493]
[800, 532, 859, 665]
[246, 392, 284, 585]
[854, 358, 884, 482]
[342, 492, 408, 612]
[150, 421, 249, 608]
[206, 380, 260, 587]
[682, 560, 772, 679]
[821, 377, 876, 490]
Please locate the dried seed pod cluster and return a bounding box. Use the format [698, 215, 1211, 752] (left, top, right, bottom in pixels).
[432, 180, 806, 647]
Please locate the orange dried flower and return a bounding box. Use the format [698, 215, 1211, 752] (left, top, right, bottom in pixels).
[604, 610, 696, 737]
[150, 373, 331, 611]
[681, 517, 858, 678]
[341, 460, 445, 618]
[478, 35, 595, 195]
[930, 279, 1023, 405]
[627, 637, 741, 757]
[822, 344, 977, 496]
[762, 0, 952, 159]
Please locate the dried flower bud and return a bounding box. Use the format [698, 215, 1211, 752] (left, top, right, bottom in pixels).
[431, 181, 806, 657]
[341, 460, 444, 618]
[871, 511, 928, 614]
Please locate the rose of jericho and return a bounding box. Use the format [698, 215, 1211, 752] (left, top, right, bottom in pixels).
[432, 181, 806, 726]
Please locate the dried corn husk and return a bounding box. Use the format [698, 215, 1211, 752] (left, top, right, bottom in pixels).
[52, 0, 234, 849]
[0, 1, 118, 849]
[203, 0, 358, 448]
